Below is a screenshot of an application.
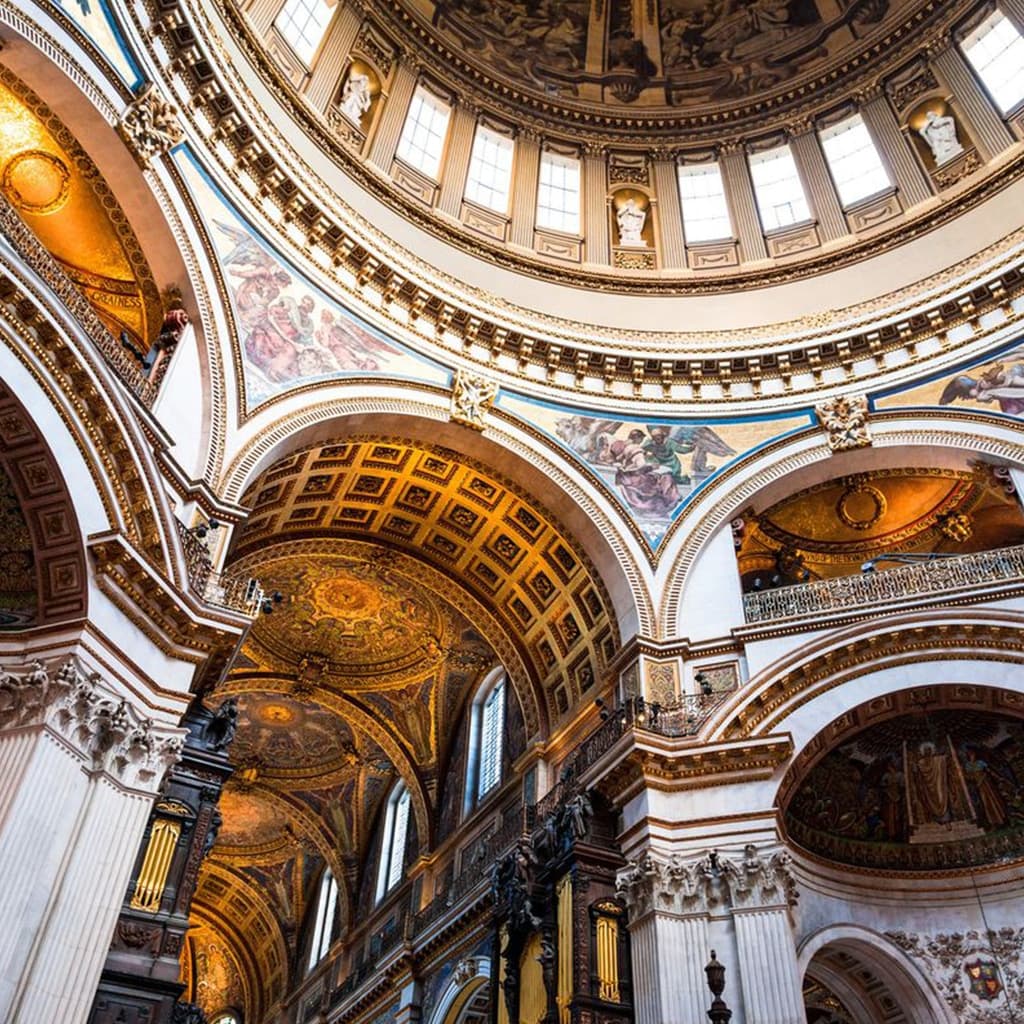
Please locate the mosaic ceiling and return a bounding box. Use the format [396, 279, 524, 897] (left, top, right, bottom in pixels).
[782, 688, 1024, 871]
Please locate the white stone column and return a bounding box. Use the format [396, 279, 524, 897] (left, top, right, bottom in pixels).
[617, 854, 716, 1024]
[509, 131, 541, 249]
[651, 153, 686, 269]
[719, 146, 768, 261]
[789, 128, 848, 243]
[583, 146, 610, 265]
[860, 92, 933, 208]
[0, 659, 183, 1024]
[368, 59, 419, 173]
[436, 103, 478, 218]
[304, 3, 364, 111]
[930, 44, 1014, 160]
[722, 846, 804, 1024]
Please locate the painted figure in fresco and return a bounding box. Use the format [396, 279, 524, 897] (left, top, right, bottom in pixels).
[907, 739, 974, 826]
[940, 360, 1024, 415]
[879, 755, 905, 841]
[610, 429, 682, 515]
[960, 745, 1008, 829]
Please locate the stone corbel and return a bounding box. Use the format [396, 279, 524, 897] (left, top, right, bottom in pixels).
[118, 83, 185, 168]
[0, 658, 184, 792]
[449, 368, 498, 430]
[814, 393, 872, 452]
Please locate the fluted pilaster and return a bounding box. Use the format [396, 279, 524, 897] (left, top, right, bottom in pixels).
[583, 148, 610, 265]
[651, 156, 686, 268]
[368, 60, 418, 172]
[245, 0, 281, 36]
[304, 3, 364, 110]
[860, 94, 933, 207]
[436, 104, 478, 217]
[720, 148, 768, 261]
[1002, 0, 1024, 33]
[509, 132, 541, 249]
[732, 909, 804, 1024]
[931, 44, 1015, 160]
[789, 130, 848, 242]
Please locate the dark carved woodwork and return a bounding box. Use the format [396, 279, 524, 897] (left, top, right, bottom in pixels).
[490, 787, 633, 1024]
[87, 700, 235, 1024]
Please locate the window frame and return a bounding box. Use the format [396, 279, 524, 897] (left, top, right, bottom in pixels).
[395, 85, 452, 181]
[676, 160, 734, 244]
[960, 7, 1024, 115]
[536, 149, 582, 236]
[306, 868, 338, 971]
[747, 143, 812, 234]
[375, 781, 411, 903]
[818, 113, 892, 209]
[463, 667, 507, 816]
[273, 0, 334, 67]
[464, 123, 516, 214]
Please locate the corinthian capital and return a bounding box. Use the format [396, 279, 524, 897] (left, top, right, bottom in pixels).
[0, 658, 184, 791]
[719, 844, 798, 910]
[616, 852, 716, 918]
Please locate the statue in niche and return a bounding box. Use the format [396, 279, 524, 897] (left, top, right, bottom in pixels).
[918, 109, 963, 165]
[339, 70, 372, 125]
[616, 197, 647, 246]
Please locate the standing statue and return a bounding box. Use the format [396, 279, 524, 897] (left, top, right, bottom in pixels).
[203, 697, 238, 752]
[616, 197, 647, 247]
[340, 70, 373, 124]
[918, 109, 963, 165]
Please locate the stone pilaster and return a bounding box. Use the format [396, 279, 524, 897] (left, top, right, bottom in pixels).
[719, 147, 768, 261]
[720, 845, 803, 1024]
[509, 131, 541, 249]
[789, 129, 848, 243]
[0, 658, 184, 1024]
[616, 854, 717, 1024]
[583, 146, 610, 265]
[860, 93, 934, 208]
[1002, 0, 1024, 34]
[651, 154, 686, 268]
[436, 104, 478, 218]
[244, 0, 281, 36]
[931, 44, 1015, 160]
[304, 3, 364, 111]
[368, 59, 419, 173]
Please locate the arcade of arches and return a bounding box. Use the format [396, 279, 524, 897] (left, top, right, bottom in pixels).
[4, 1, 1024, 1023]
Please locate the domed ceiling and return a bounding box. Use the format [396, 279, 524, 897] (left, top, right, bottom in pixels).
[782, 688, 1024, 871]
[404, 0, 913, 122]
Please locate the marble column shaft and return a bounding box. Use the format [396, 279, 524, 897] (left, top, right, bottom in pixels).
[720, 149, 768, 261]
[860, 94, 933, 208]
[628, 911, 710, 1024]
[651, 158, 686, 268]
[436, 104, 478, 218]
[509, 134, 541, 249]
[732, 908, 805, 1024]
[304, 3, 364, 111]
[931, 45, 1015, 160]
[789, 130, 848, 243]
[368, 61, 419, 172]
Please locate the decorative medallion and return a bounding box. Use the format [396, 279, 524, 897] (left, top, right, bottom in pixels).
[964, 958, 1002, 1001]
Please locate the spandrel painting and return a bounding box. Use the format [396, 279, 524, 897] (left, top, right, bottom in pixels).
[500, 393, 809, 547]
[785, 709, 1024, 871]
[54, 0, 141, 85]
[876, 337, 1024, 417]
[177, 152, 447, 409]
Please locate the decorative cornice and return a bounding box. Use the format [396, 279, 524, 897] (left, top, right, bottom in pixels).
[0, 657, 184, 791]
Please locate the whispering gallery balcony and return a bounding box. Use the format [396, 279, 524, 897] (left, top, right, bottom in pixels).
[741, 544, 1024, 624]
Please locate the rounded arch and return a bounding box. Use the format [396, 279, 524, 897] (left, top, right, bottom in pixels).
[659, 409, 1024, 637]
[798, 924, 954, 1024]
[219, 388, 652, 637]
[424, 957, 492, 1024]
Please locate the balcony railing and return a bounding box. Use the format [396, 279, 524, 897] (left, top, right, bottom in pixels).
[176, 520, 263, 616]
[742, 544, 1024, 624]
[0, 192, 158, 406]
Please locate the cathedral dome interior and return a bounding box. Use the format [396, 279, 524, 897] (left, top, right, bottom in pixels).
[2, 1, 1024, 1024]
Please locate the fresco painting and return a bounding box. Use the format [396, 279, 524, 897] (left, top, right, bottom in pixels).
[876, 338, 1024, 417]
[785, 709, 1024, 871]
[56, 0, 140, 85]
[178, 153, 447, 408]
[500, 394, 809, 546]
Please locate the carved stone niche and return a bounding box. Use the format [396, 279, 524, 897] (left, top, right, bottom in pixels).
[885, 56, 942, 116]
[904, 96, 978, 188]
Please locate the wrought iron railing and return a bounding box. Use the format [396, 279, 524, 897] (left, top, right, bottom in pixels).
[176, 520, 213, 594]
[0, 192, 158, 406]
[204, 571, 264, 616]
[742, 544, 1024, 623]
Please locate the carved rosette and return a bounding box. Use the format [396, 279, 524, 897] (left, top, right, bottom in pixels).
[118, 83, 184, 168]
[0, 658, 184, 791]
[815, 393, 872, 452]
[450, 368, 499, 430]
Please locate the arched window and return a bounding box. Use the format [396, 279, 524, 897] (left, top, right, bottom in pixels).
[307, 868, 338, 970]
[464, 669, 505, 814]
[375, 781, 410, 902]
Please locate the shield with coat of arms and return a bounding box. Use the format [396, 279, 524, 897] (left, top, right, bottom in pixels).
[965, 958, 1002, 1001]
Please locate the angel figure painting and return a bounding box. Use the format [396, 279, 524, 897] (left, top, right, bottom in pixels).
[553, 416, 737, 541]
[215, 221, 411, 405]
[938, 349, 1024, 416]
